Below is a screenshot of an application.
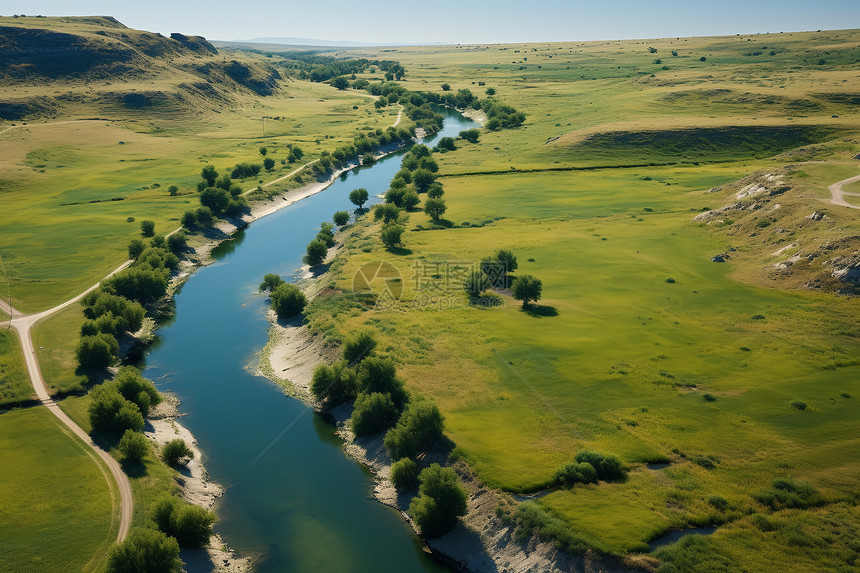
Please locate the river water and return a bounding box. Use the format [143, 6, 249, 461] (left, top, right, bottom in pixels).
[142, 110, 477, 572]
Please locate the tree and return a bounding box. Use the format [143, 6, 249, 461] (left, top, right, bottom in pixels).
[331, 76, 350, 90]
[310, 361, 358, 405]
[162, 439, 194, 467]
[463, 271, 490, 298]
[304, 238, 328, 266]
[574, 451, 627, 482]
[263, 157, 275, 171]
[201, 165, 218, 187]
[259, 146, 267, 156]
[150, 495, 215, 548]
[554, 461, 597, 486]
[441, 83, 451, 91]
[270, 283, 307, 318]
[495, 249, 518, 278]
[81, 291, 145, 333]
[200, 187, 230, 214]
[140, 220, 155, 237]
[408, 464, 468, 537]
[485, 87, 496, 96]
[349, 188, 369, 208]
[343, 330, 377, 364]
[401, 190, 420, 211]
[512, 274, 542, 308]
[167, 232, 187, 254]
[427, 183, 444, 199]
[700, 56, 707, 62]
[424, 198, 447, 221]
[459, 129, 480, 143]
[381, 224, 404, 248]
[128, 239, 146, 260]
[390, 458, 419, 492]
[195, 206, 214, 227]
[384, 400, 444, 460]
[436, 137, 456, 152]
[103, 267, 169, 305]
[88, 385, 144, 434]
[333, 211, 350, 226]
[357, 356, 408, 408]
[351, 392, 399, 437]
[259, 273, 285, 292]
[168, 185, 179, 196]
[119, 429, 149, 462]
[181, 210, 197, 229]
[374, 203, 402, 224]
[412, 169, 435, 193]
[106, 527, 181, 573]
[114, 366, 162, 415]
[316, 222, 335, 247]
[77, 334, 119, 369]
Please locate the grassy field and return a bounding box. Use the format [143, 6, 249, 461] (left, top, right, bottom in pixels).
[297, 29, 860, 569]
[0, 328, 31, 404]
[0, 407, 116, 572]
[30, 303, 89, 397]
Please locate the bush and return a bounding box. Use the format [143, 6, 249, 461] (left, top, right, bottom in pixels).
[408, 464, 468, 537]
[76, 333, 119, 369]
[390, 458, 419, 492]
[512, 502, 589, 553]
[343, 330, 377, 364]
[304, 238, 328, 266]
[380, 223, 405, 249]
[162, 439, 194, 467]
[106, 527, 181, 573]
[703, 393, 716, 402]
[310, 361, 358, 406]
[554, 461, 597, 486]
[181, 210, 197, 229]
[351, 392, 399, 437]
[103, 267, 169, 306]
[707, 496, 729, 510]
[150, 495, 215, 548]
[349, 188, 369, 208]
[230, 162, 262, 179]
[195, 206, 214, 226]
[791, 400, 808, 411]
[384, 400, 444, 460]
[167, 232, 187, 254]
[459, 129, 480, 143]
[81, 291, 145, 333]
[357, 356, 408, 408]
[140, 220, 155, 237]
[423, 198, 446, 221]
[128, 239, 146, 260]
[463, 270, 490, 298]
[401, 191, 420, 211]
[333, 211, 350, 226]
[436, 137, 456, 151]
[574, 451, 627, 482]
[118, 429, 149, 462]
[270, 283, 307, 318]
[88, 385, 144, 434]
[114, 366, 162, 415]
[374, 203, 401, 223]
[259, 273, 285, 292]
[753, 478, 823, 510]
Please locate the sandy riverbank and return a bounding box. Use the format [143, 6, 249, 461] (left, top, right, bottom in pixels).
[145, 397, 256, 573]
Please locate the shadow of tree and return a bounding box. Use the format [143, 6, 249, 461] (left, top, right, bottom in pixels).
[120, 457, 148, 478]
[386, 246, 413, 256]
[521, 304, 559, 318]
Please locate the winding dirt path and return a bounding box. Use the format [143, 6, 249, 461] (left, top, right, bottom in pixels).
[829, 174, 860, 210]
[5, 260, 134, 544]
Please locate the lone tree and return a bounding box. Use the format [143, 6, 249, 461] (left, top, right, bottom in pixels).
[270, 283, 307, 318]
[263, 157, 275, 171]
[424, 198, 447, 221]
[140, 220, 155, 237]
[304, 238, 328, 266]
[162, 439, 194, 467]
[512, 274, 542, 308]
[349, 188, 369, 209]
[259, 146, 268, 156]
[333, 210, 350, 226]
[441, 83, 451, 91]
[118, 429, 149, 462]
[408, 464, 468, 537]
[259, 273, 285, 292]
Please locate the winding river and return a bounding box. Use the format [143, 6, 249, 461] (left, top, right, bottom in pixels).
[141, 110, 478, 572]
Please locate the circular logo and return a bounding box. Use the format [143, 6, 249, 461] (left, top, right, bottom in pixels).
[352, 260, 403, 309]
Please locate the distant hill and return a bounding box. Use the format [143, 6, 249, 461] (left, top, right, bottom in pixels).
[0, 15, 284, 120]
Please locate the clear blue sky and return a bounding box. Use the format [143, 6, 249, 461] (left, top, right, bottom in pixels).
[7, 0, 859, 45]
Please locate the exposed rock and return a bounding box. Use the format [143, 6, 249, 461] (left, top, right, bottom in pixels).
[807, 211, 828, 221]
[712, 254, 727, 262]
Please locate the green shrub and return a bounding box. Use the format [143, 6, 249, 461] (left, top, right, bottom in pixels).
[114, 366, 161, 416]
[707, 495, 729, 510]
[554, 461, 597, 486]
[791, 400, 808, 411]
[140, 220, 155, 237]
[106, 527, 181, 573]
[304, 238, 328, 266]
[118, 429, 149, 462]
[270, 283, 307, 318]
[408, 464, 468, 537]
[167, 232, 187, 254]
[76, 333, 119, 369]
[259, 273, 285, 292]
[310, 361, 358, 406]
[703, 393, 716, 401]
[343, 330, 377, 364]
[575, 450, 628, 482]
[357, 356, 408, 408]
[161, 439, 194, 467]
[88, 385, 144, 434]
[753, 478, 823, 510]
[390, 458, 419, 492]
[351, 392, 399, 437]
[384, 400, 443, 460]
[513, 502, 589, 553]
[333, 211, 350, 226]
[149, 495, 215, 548]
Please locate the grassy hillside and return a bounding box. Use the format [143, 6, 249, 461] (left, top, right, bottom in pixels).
[297, 29, 860, 570]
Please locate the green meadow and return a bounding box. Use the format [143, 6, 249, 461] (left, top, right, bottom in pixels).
[0, 407, 116, 572]
[301, 28, 860, 569]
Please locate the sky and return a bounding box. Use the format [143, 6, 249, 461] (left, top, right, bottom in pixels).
[6, 0, 860, 45]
